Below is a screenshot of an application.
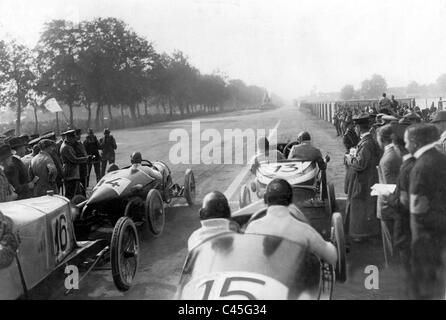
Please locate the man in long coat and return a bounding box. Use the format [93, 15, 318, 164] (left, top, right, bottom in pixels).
[345, 114, 381, 240]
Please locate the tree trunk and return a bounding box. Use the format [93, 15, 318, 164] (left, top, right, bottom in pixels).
[95, 103, 102, 130]
[68, 103, 74, 127]
[107, 105, 113, 123]
[136, 103, 141, 118]
[129, 104, 137, 122]
[120, 104, 125, 126]
[33, 105, 38, 134]
[168, 98, 173, 117]
[144, 100, 148, 116]
[86, 103, 92, 129]
[15, 95, 21, 136]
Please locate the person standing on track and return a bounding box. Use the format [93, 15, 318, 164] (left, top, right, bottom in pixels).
[83, 128, 101, 186]
[60, 130, 89, 200]
[405, 124, 446, 299]
[99, 128, 117, 177]
[344, 114, 381, 242]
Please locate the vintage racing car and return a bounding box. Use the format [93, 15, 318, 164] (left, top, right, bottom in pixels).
[0, 193, 139, 299]
[177, 207, 346, 300]
[74, 159, 196, 240]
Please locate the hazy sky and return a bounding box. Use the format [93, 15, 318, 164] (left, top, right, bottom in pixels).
[1, 0, 446, 99]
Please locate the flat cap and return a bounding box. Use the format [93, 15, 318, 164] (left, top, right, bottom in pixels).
[8, 136, 28, 149]
[62, 129, 76, 137]
[353, 114, 371, 124]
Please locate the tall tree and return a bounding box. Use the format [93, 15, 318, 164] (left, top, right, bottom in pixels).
[360, 74, 387, 99]
[36, 20, 84, 127]
[340, 84, 355, 100]
[0, 40, 36, 135]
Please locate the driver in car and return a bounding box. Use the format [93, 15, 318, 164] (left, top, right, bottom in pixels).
[250, 136, 285, 174]
[187, 191, 239, 251]
[288, 131, 327, 170]
[244, 178, 338, 265]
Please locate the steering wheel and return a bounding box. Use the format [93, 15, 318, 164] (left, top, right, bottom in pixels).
[283, 141, 300, 158]
[141, 159, 153, 167]
[246, 208, 267, 226]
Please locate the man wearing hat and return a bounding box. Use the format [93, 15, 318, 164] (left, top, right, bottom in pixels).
[29, 139, 58, 197]
[379, 93, 392, 115]
[8, 136, 28, 157]
[83, 129, 102, 186]
[344, 114, 381, 241]
[0, 143, 34, 200]
[73, 129, 88, 195]
[431, 110, 446, 153]
[60, 130, 90, 200]
[0, 147, 18, 202]
[99, 129, 117, 177]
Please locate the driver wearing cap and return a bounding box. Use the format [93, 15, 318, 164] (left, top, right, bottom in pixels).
[288, 132, 326, 170]
[244, 178, 338, 265]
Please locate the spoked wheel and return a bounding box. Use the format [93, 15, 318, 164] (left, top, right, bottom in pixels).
[239, 184, 251, 209]
[110, 217, 139, 291]
[328, 182, 337, 212]
[144, 189, 165, 237]
[331, 212, 347, 283]
[124, 197, 142, 220]
[184, 169, 196, 206]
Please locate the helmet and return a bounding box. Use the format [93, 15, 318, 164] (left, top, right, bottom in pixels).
[264, 178, 293, 206]
[130, 152, 142, 164]
[297, 131, 311, 143]
[199, 191, 230, 220]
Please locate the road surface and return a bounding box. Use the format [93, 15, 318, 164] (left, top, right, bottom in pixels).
[58, 105, 406, 300]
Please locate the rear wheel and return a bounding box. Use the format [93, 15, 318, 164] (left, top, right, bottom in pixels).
[184, 169, 196, 206]
[331, 212, 347, 283]
[328, 182, 337, 212]
[110, 217, 139, 291]
[239, 184, 251, 209]
[144, 189, 165, 237]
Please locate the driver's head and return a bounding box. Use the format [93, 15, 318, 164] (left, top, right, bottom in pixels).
[130, 152, 142, 164]
[297, 131, 311, 143]
[264, 178, 293, 207]
[200, 191, 231, 220]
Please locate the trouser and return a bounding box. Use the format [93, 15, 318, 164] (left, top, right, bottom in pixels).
[87, 161, 101, 187]
[334, 122, 342, 135]
[101, 159, 114, 177]
[64, 180, 79, 200]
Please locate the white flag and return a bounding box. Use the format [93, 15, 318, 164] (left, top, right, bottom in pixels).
[44, 98, 63, 113]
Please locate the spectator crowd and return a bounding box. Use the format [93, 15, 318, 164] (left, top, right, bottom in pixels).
[0, 128, 117, 202]
[341, 93, 446, 299]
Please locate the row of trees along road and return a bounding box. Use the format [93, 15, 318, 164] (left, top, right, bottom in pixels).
[340, 73, 446, 101]
[0, 18, 269, 135]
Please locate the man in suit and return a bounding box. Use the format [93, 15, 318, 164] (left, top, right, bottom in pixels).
[344, 114, 381, 241]
[431, 111, 446, 153]
[405, 124, 446, 299]
[376, 124, 402, 255]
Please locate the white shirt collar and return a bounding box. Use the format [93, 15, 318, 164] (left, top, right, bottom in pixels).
[201, 218, 231, 229]
[360, 132, 371, 139]
[384, 143, 394, 152]
[413, 142, 438, 159]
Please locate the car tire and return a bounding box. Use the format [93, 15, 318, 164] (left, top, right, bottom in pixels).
[144, 189, 165, 237]
[328, 182, 337, 212]
[110, 217, 139, 291]
[184, 169, 196, 206]
[331, 212, 347, 283]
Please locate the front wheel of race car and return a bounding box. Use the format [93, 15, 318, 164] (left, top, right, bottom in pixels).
[144, 189, 165, 237]
[110, 217, 139, 291]
[328, 182, 337, 212]
[184, 169, 196, 206]
[331, 212, 347, 283]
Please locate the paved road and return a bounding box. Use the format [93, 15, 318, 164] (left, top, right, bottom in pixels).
[59, 105, 406, 300]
